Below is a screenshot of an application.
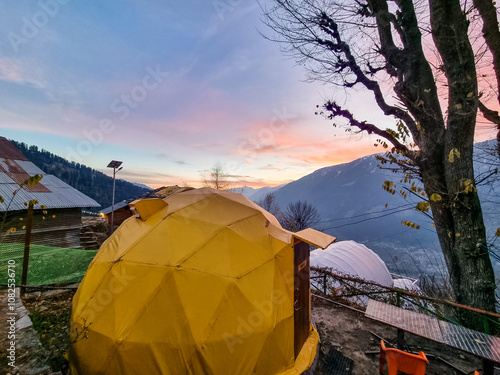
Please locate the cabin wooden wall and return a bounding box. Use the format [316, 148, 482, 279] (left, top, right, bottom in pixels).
[103, 207, 133, 227]
[2, 208, 83, 248]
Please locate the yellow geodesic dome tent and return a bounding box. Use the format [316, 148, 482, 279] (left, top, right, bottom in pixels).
[69, 187, 335, 375]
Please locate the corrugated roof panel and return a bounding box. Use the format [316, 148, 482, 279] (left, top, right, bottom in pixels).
[100, 200, 129, 214]
[0, 139, 101, 211]
[0, 137, 28, 160]
[0, 173, 15, 184]
[37, 175, 100, 208]
[0, 174, 100, 211]
[16, 160, 45, 175]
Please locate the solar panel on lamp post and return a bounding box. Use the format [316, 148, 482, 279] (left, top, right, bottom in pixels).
[107, 160, 123, 234]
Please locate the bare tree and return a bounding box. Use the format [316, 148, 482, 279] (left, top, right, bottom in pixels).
[262, 0, 499, 327]
[282, 200, 320, 232]
[256, 192, 283, 219]
[202, 162, 231, 190]
[473, 0, 500, 157]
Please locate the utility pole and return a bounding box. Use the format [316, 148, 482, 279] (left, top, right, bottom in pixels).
[107, 160, 123, 234]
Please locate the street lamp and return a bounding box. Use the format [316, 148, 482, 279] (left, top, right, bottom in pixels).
[107, 160, 123, 234]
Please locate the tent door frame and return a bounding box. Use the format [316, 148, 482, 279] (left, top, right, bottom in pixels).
[294, 240, 310, 359]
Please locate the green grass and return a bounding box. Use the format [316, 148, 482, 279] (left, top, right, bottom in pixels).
[0, 243, 97, 285]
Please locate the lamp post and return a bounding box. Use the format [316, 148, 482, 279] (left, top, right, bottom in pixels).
[107, 160, 123, 234]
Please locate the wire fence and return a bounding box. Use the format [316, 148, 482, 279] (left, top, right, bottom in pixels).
[0, 243, 97, 285]
[311, 266, 500, 335]
[0, 210, 107, 287]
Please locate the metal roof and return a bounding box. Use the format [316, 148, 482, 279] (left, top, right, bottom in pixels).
[0, 141, 100, 211]
[0, 173, 100, 211]
[100, 200, 129, 214]
[0, 137, 28, 160]
[15, 160, 45, 175]
[99, 186, 194, 214]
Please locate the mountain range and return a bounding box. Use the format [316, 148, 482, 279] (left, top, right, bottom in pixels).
[239, 140, 500, 278]
[11, 138, 498, 277]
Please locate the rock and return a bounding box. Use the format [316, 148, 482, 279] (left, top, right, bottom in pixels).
[26, 292, 42, 298]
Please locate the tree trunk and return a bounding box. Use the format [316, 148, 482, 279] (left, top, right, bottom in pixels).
[426, 0, 497, 327]
[386, 0, 497, 326]
[473, 0, 500, 103]
[263, 0, 498, 329]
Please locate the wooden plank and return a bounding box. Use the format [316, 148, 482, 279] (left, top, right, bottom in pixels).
[366, 299, 500, 365]
[294, 241, 310, 359]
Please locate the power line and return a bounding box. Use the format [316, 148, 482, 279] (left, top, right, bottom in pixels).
[316, 203, 415, 224]
[320, 206, 416, 231]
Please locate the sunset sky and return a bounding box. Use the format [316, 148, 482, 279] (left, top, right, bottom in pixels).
[0, 1, 496, 188]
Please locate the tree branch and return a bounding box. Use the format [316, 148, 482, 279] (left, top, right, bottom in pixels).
[323, 101, 409, 154]
[478, 99, 500, 158]
[316, 11, 420, 139]
[473, 0, 500, 102]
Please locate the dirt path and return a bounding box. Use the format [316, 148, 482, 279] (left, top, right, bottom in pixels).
[0, 289, 51, 375]
[311, 296, 482, 374]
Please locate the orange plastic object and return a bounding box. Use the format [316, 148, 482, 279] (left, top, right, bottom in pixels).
[379, 340, 429, 375]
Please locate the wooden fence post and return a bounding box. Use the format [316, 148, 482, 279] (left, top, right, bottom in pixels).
[20, 202, 34, 296]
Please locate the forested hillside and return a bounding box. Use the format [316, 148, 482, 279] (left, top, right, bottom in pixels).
[11, 140, 150, 210]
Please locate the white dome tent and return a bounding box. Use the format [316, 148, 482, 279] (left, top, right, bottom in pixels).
[310, 240, 393, 305]
[393, 277, 420, 292]
[392, 277, 432, 312]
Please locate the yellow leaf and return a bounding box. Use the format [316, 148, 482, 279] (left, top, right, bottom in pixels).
[456, 103, 462, 109]
[496, 227, 500, 237]
[449, 148, 460, 163]
[430, 193, 442, 201]
[416, 201, 430, 212]
[424, 88, 431, 93]
[464, 179, 477, 193]
[467, 92, 473, 98]
[456, 233, 460, 237]
[401, 221, 420, 230]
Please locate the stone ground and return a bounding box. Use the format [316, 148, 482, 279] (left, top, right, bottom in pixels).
[0, 289, 51, 375]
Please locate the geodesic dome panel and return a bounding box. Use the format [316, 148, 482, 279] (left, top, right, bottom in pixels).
[69, 188, 334, 375]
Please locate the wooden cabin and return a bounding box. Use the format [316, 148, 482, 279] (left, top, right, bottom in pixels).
[0, 137, 100, 248]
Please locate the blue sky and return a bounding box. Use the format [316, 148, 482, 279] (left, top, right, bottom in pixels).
[2, 0, 482, 188]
